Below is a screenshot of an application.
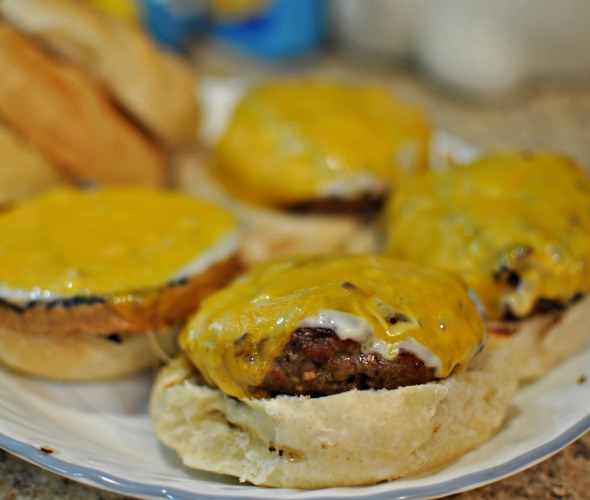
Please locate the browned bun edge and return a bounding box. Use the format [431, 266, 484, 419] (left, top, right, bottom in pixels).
[171, 150, 379, 268]
[486, 294, 590, 383]
[0, 23, 165, 187]
[0, 324, 178, 381]
[149, 347, 517, 488]
[0, 121, 69, 208]
[0, 0, 200, 148]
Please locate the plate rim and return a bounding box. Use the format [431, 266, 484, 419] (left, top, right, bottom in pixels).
[1, 408, 589, 500]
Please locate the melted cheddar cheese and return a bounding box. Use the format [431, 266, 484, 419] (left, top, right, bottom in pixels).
[0, 187, 237, 301]
[180, 254, 485, 399]
[383, 151, 590, 319]
[214, 78, 431, 207]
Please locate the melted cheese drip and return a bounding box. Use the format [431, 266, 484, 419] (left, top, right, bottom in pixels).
[214, 78, 431, 207]
[180, 255, 485, 399]
[383, 151, 590, 319]
[0, 187, 237, 300]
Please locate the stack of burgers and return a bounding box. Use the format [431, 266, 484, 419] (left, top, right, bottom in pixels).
[0, 0, 199, 206]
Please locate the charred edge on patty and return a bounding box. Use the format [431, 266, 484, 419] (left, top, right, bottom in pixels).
[247, 327, 437, 398]
[500, 296, 567, 321]
[0, 256, 243, 339]
[0, 295, 106, 312]
[0, 261, 237, 314]
[493, 245, 532, 292]
[492, 246, 582, 320]
[106, 333, 123, 344]
[492, 294, 583, 328]
[288, 193, 384, 218]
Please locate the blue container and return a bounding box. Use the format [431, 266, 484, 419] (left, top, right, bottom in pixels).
[210, 0, 327, 59]
[141, 0, 326, 58]
[141, 0, 208, 50]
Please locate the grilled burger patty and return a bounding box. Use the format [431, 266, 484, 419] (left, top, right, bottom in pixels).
[251, 327, 436, 398]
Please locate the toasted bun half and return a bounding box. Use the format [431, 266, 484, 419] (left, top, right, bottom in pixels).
[0, 325, 178, 381]
[150, 347, 517, 488]
[0, 122, 68, 208]
[0, 23, 164, 187]
[487, 294, 590, 383]
[1, 0, 200, 148]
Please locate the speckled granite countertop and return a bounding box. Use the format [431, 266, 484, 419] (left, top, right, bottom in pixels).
[1, 51, 589, 499]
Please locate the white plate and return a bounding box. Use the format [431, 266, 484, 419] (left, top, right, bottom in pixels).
[0, 345, 588, 500]
[1, 78, 588, 499]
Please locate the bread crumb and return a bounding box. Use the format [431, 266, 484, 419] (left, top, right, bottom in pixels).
[551, 484, 566, 497]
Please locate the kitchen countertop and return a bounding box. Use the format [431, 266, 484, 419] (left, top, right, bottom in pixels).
[1, 48, 589, 499]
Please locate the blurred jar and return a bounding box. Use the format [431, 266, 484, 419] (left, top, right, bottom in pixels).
[331, 0, 590, 99]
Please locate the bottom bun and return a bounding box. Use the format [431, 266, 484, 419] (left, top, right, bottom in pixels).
[487, 294, 590, 383]
[0, 325, 178, 381]
[150, 347, 517, 488]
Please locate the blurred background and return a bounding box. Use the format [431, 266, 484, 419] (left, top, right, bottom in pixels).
[89, 0, 590, 165]
[90, 0, 590, 97]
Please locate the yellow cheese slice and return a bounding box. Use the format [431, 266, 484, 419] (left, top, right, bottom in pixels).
[384, 151, 590, 319]
[0, 186, 237, 301]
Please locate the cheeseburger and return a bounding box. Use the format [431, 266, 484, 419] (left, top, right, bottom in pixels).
[0, 187, 241, 381]
[382, 151, 590, 381]
[175, 78, 431, 265]
[150, 254, 516, 488]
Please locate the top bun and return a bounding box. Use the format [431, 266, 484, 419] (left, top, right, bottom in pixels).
[0, 23, 165, 187]
[0, 122, 67, 208]
[1, 0, 200, 148]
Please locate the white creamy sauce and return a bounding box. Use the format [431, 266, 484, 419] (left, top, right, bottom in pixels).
[170, 231, 239, 281]
[298, 309, 443, 376]
[365, 337, 443, 377]
[318, 171, 387, 199]
[299, 310, 374, 343]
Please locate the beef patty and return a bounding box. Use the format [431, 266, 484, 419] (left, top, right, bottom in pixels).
[250, 327, 437, 398]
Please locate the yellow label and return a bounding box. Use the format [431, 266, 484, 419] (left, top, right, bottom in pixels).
[88, 0, 140, 23]
[383, 151, 590, 319]
[215, 78, 431, 207]
[181, 254, 485, 399]
[0, 187, 236, 299]
[211, 0, 269, 20]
